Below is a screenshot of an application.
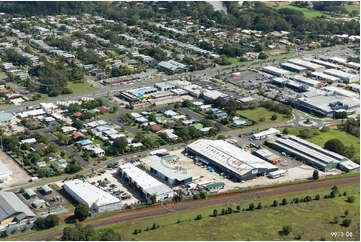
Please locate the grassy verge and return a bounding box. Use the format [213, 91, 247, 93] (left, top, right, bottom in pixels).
[65, 81, 98, 94]
[236, 107, 291, 125]
[96, 183, 359, 241]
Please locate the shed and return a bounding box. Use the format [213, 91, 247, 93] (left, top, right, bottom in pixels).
[205, 182, 225, 192]
[24, 188, 36, 199]
[41, 185, 53, 195]
[31, 199, 46, 209]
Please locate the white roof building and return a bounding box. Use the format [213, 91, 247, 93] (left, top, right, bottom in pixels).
[20, 138, 37, 145]
[0, 160, 12, 183]
[119, 163, 174, 201]
[63, 180, 122, 212]
[251, 128, 281, 140]
[18, 109, 46, 118]
[187, 139, 277, 181]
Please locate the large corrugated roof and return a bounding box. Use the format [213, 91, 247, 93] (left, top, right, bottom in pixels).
[0, 192, 35, 221]
[187, 139, 277, 176]
[141, 156, 191, 182]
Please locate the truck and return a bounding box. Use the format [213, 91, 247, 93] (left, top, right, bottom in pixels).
[29, 177, 39, 182]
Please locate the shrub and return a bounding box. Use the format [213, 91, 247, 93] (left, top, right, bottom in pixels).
[315, 194, 320, 200]
[347, 196, 355, 203]
[342, 219, 352, 227]
[312, 170, 319, 180]
[236, 205, 241, 211]
[304, 196, 312, 202]
[281, 225, 292, 235]
[195, 214, 203, 220]
[248, 203, 255, 211]
[213, 209, 218, 217]
[256, 202, 262, 209]
[281, 198, 288, 205]
[273, 200, 278, 207]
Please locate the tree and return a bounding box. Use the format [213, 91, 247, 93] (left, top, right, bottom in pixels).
[65, 163, 82, 174]
[72, 119, 84, 129]
[312, 170, 319, 180]
[281, 225, 292, 235]
[273, 200, 278, 207]
[0, 231, 8, 238]
[213, 209, 218, 217]
[333, 216, 339, 224]
[34, 215, 60, 230]
[281, 198, 288, 206]
[283, 127, 289, 135]
[271, 114, 278, 120]
[258, 52, 268, 59]
[347, 196, 355, 203]
[344, 210, 349, 217]
[342, 219, 352, 227]
[150, 194, 157, 204]
[256, 202, 262, 209]
[315, 194, 320, 200]
[248, 203, 255, 210]
[195, 214, 202, 220]
[324, 139, 345, 155]
[200, 191, 208, 200]
[74, 204, 90, 221]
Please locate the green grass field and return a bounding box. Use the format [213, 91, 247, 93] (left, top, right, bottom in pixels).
[236, 107, 292, 125]
[268, 3, 331, 19]
[96, 183, 359, 241]
[279, 127, 360, 163]
[226, 57, 240, 65]
[344, 3, 360, 15]
[65, 81, 97, 94]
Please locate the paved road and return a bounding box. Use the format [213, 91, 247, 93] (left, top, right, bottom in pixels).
[22, 175, 360, 241]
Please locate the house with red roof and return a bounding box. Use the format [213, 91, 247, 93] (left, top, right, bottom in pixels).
[72, 131, 85, 140]
[151, 125, 161, 133]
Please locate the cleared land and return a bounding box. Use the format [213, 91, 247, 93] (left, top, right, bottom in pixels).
[279, 127, 360, 163]
[237, 107, 291, 125]
[98, 183, 360, 241]
[65, 81, 98, 94]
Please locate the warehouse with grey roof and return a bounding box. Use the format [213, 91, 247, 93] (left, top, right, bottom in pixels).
[266, 135, 359, 172]
[0, 192, 36, 226]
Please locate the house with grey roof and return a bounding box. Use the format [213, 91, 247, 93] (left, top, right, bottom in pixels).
[0, 192, 36, 226]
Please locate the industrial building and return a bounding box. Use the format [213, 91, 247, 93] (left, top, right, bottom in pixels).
[253, 148, 283, 164]
[261, 66, 290, 77]
[344, 62, 360, 70]
[118, 163, 174, 202]
[141, 155, 192, 186]
[63, 179, 122, 213]
[308, 58, 339, 69]
[186, 139, 278, 182]
[287, 58, 325, 72]
[0, 160, 12, 183]
[311, 72, 340, 83]
[324, 69, 359, 83]
[251, 128, 281, 140]
[158, 60, 187, 74]
[294, 94, 359, 117]
[290, 75, 323, 88]
[266, 135, 360, 172]
[0, 192, 36, 226]
[327, 56, 347, 65]
[280, 62, 307, 73]
[323, 86, 360, 99]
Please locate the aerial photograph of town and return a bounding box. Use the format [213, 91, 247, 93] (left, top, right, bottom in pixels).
[0, 1, 359, 241]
